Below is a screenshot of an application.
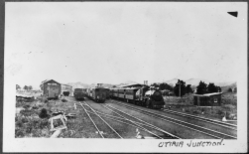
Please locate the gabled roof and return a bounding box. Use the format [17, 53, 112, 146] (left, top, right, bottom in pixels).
[41, 79, 61, 85]
[121, 83, 146, 88]
[193, 92, 222, 97]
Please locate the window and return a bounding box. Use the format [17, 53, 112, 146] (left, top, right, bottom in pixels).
[214, 98, 218, 103]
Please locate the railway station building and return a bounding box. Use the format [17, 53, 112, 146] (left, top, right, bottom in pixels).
[193, 92, 222, 106]
[40, 79, 61, 99]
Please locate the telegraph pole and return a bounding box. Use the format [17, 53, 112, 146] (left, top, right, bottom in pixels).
[179, 81, 181, 97]
[144, 80, 148, 86]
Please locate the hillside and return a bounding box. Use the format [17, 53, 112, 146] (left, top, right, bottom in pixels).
[67, 82, 115, 89]
[184, 78, 210, 86]
[163, 78, 179, 86]
[67, 82, 90, 89]
[161, 78, 236, 93]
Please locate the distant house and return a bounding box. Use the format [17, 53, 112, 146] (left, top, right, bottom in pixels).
[61, 84, 73, 96]
[40, 79, 61, 99]
[193, 92, 222, 106]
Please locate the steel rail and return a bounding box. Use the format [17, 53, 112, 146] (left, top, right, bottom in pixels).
[103, 105, 164, 139]
[78, 102, 104, 138]
[85, 107, 165, 139]
[108, 103, 222, 139]
[112, 99, 237, 128]
[83, 102, 123, 139]
[163, 108, 237, 128]
[106, 104, 181, 139]
[111, 101, 236, 139]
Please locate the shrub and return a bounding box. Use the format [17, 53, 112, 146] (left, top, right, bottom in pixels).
[175, 105, 181, 109]
[23, 104, 30, 110]
[217, 109, 223, 116]
[61, 99, 67, 102]
[20, 109, 33, 117]
[15, 129, 25, 138]
[25, 122, 33, 134]
[32, 106, 39, 110]
[16, 120, 23, 127]
[38, 120, 49, 129]
[53, 119, 64, 127]
[39, 108, 49, 119]
[193, 110, 199, 114]
[21, 117, 29, 123]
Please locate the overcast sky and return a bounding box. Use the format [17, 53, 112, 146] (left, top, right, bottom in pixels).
[5, 2, 247, 89]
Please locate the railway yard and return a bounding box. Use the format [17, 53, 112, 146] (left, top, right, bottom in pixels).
[15, 95, 237, 139]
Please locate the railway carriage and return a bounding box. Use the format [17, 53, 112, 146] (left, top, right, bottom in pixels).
[118, 88, 126, 100]
[112, 88, 119, 98]
[74, 88, 86, 100]
[88, 87, 107, 103]
[125, 87, 139, 103]
[104, 88, 111, 99]
[109, 88, 114, 98]
[111, 84, 165, 109]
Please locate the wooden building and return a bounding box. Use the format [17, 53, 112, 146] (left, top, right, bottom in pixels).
[40, 79, 61, 99]
[193, 92, 222, 106]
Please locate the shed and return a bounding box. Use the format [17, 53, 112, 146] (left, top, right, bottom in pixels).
[193, 92, 222, 106]
[40, 79, 61, 99]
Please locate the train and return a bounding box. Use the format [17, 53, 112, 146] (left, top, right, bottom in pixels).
[86, 87, 108, 103]
[82, 83, 165, 109]
[110, 85, 165, 109]
[73, 88, 87, 100]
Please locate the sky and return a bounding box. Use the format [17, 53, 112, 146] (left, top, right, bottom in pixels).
[5, 2, 247, 89]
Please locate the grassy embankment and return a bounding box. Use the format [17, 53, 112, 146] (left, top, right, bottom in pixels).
[15, 96, 94, 138]
[163, 92, 237, 121]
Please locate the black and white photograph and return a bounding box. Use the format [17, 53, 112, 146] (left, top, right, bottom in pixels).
[2, 1, 247, 153]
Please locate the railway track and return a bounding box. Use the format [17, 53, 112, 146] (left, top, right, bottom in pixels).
[110, 99, 237, 139]
[162, 108, 237, 129]
[103, 104, 180, 139]
[78, 99, 180, 139]
[78, 101, 123, 139]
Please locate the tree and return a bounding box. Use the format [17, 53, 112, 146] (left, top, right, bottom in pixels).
[16, 84, 21, 90]
[23, 85, 28, 91]
[28, 86, 33, 91]
[207, 83, 218, 93]
[227, 88, 233, 93]
[173, 79, 186, 97]
[207, 83, 221, 93]
[234, 87, 237, 93]
[151, 83, 159, 88]
[185, 84, 193, 94]
[159, 83, 173, 91]
[217, 86, 222, 92]
[196, 81, 207, 94]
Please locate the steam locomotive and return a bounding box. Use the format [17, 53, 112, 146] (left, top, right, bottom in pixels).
[110, 85, 165, 109]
